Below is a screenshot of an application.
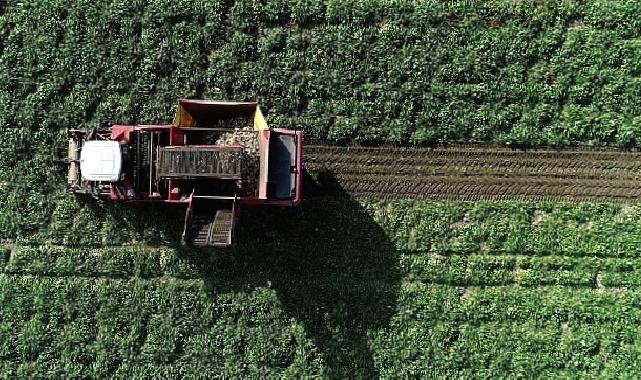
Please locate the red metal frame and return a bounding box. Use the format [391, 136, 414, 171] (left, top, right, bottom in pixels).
[241, 128, 302, 206]
[107, 124, 303, 208]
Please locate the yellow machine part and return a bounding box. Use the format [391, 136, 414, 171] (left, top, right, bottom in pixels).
[172, 100, 268, 130]
[173, 104, 197, 128]
[253, 106, 268, 131]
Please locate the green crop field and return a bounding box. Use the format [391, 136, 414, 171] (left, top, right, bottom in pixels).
[4, 0, 641, 378]
[4, 199, 641, 377]
[4, 0, 641, 152]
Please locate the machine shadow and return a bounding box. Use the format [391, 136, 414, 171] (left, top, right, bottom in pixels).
[175, 170, 402, 378]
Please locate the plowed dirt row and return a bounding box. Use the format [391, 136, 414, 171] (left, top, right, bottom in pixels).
[304, 145, 641, 202]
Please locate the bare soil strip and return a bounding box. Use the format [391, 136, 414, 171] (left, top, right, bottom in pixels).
[304, 145, 641, 202]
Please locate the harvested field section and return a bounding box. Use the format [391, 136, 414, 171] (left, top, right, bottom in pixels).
[305, 146, 641, 202]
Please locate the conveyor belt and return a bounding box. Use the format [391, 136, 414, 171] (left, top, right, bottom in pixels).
[158, 146, 243, 179]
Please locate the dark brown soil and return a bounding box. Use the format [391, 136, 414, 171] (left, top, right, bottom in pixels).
[304, 145, 641, 202]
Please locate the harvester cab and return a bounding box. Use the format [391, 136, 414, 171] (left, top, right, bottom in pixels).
[66, 100, 303, 247]
[78, 140, 123, 182]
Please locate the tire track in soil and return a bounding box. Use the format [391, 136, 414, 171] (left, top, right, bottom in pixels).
[304, 145, 641, 202]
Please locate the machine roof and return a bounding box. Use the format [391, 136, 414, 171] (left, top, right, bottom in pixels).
[79, 140, 122, 182]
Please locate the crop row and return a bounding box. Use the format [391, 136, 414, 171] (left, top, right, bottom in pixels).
[4, 274, 641, 331]
[3, 246, 165, 278]
[0, 275, 322, 378]
[5, 199, 641, 292]
[5, 273, 641, 377]
[5, 197, 641, 253]
[8, 244, 641, 289]
[378, 313, 641, 378]
[3, 0, 641, 162]
[400, 253, 641, 287]
[368, 200, 641, 256]
[4, 199, 641, 290]
[1, 245, 248, 280]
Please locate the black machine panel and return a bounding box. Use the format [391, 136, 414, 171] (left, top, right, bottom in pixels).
[267, 133, 296, 199]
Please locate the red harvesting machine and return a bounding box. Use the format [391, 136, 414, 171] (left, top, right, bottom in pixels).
[66, 100, 303, 247]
